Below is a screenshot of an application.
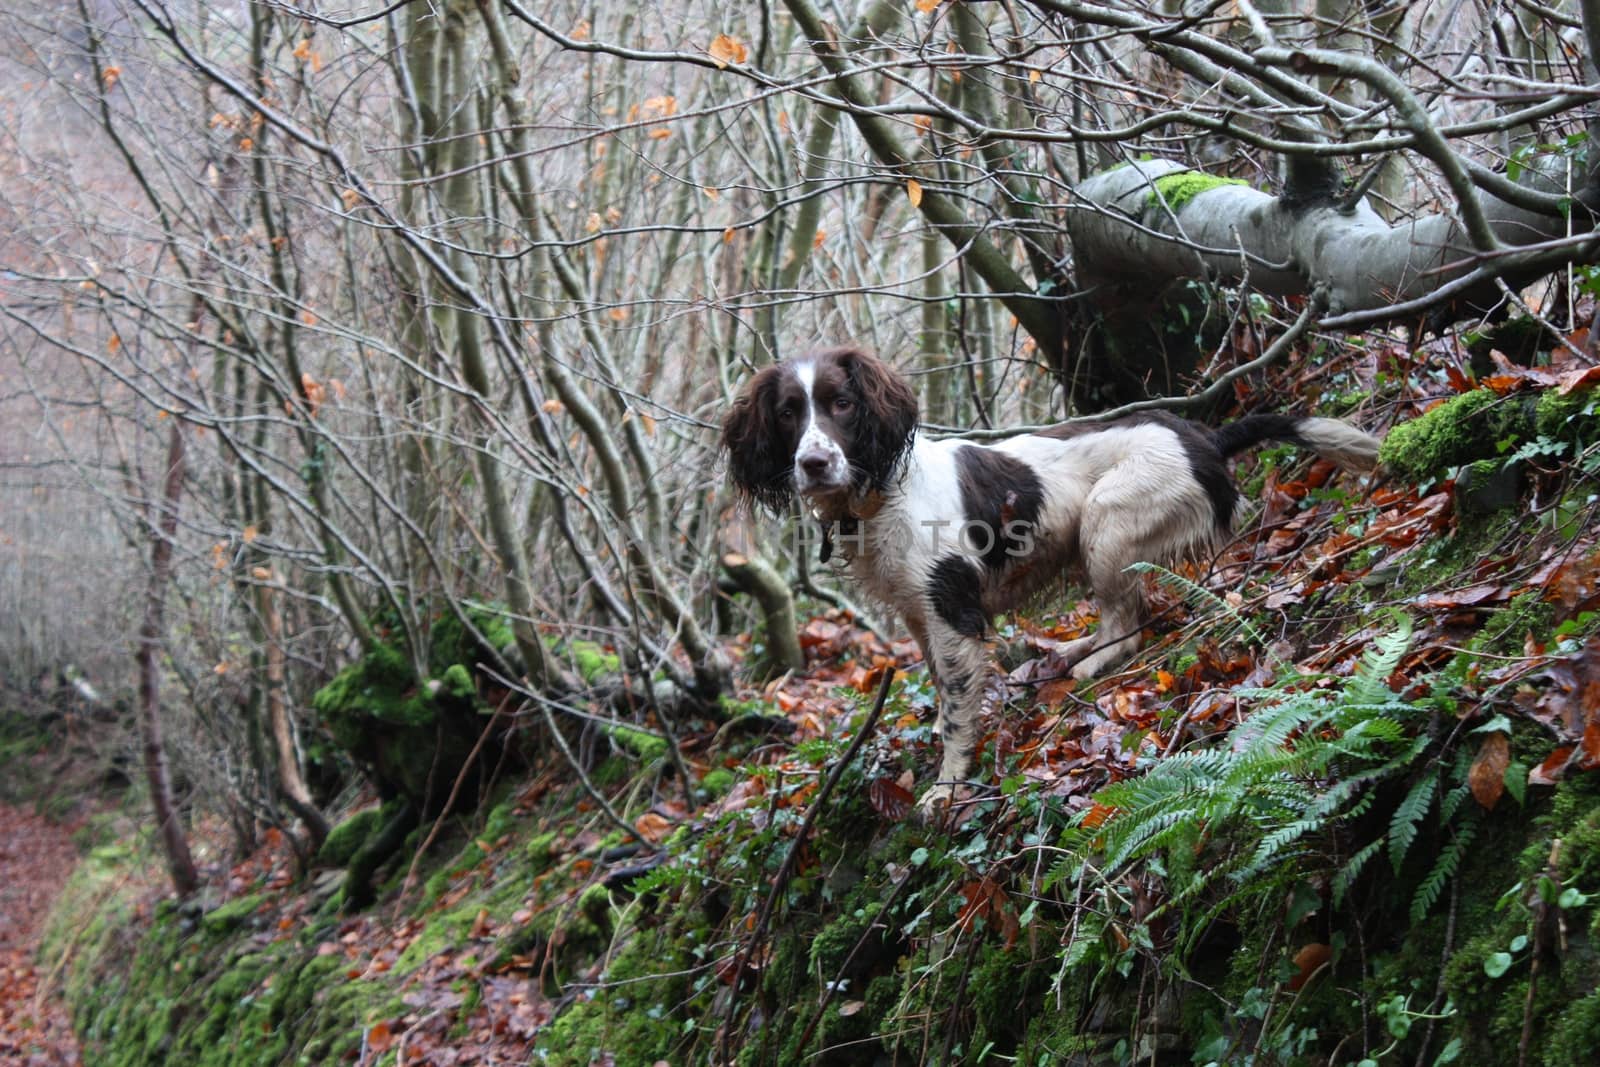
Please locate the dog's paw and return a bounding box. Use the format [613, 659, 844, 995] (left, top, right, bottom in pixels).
[1054, 635, 1099, 665]
[1071, 646, 1126, 680]
[915, 783, 957, 823]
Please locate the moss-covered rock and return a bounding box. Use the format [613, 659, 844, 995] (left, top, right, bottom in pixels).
[312, 605, 521, 815]
[315, 806, 382, 868]
[200, 893, 264, 938]
[1380, 389, 1534, 482]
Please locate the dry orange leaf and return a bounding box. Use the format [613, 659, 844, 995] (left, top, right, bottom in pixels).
[906, 178, 923, 208]
[635, 812, 673, 843]
[1081, 802, 1116, 830]
[1558, 365, 1600, 395]
[1289, 942, 1332, 991]
[915, 0, 942, 12]
[1469, 731, 1510, 810]
[708, 34, 747, 68]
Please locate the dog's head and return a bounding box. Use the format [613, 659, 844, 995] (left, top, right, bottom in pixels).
[721, 346, 918, 512]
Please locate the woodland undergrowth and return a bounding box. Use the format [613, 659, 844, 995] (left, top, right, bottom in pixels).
[32, 325, 1600, 1066]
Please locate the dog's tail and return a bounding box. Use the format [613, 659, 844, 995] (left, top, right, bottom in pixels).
[1210, 414, 1381, 472]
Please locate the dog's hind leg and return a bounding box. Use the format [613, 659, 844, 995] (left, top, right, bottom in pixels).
[1070, 510, 1151, 681]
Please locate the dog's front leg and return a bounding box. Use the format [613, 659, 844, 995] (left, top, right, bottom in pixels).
[917, 619, 990, 815]
[903, 610, 940, 730]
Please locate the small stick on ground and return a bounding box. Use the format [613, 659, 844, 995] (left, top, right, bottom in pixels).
[717, 669, 897, 1061]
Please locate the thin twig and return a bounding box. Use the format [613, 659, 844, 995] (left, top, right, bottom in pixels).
[717, 669, 897, 1061]
[944, 289, 1327, 439]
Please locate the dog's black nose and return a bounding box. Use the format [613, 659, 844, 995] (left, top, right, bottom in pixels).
[799, 454, 830, 477]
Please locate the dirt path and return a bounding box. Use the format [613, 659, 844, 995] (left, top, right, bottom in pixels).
[0, 804, 83, 1066]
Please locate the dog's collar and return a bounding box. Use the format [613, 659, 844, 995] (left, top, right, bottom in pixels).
[813, 490, 885, 563]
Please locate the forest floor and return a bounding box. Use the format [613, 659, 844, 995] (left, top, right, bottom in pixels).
[0, 802, 83, 1066]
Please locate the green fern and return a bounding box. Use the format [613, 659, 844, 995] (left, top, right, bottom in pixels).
[1127, 561, 1273, 651]
[1412, 820, 1476, 922]
[1388, 769, 1439, 871]
[1062, 619, 1436, 937]
[1335, 839, 1385, 906]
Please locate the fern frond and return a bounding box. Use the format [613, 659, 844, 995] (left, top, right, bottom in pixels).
[1348, 614, 1413, 706]
[1127, 561, 1272, 650]
[1388, 769, 1439, 871]
[1334, 838, 1385, 906]
[1411, 821, 1477, 922]
[1437, 782, 1470, 824]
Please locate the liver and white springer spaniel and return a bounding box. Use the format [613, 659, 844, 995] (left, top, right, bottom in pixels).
[721, 346, 1380, 811]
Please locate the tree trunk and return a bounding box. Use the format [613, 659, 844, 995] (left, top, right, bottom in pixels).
[258, 582, 330, 850]
[136, 420, 199, 898]
[1068, 158, 1599, 321]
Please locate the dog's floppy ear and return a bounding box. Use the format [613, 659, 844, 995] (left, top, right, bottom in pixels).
[839, 348, 918, 492]
[720, 365, 793, 513]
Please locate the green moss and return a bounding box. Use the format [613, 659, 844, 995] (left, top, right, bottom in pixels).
[312, 644, 433, 748]
[480, 798, 519, 842]
[316, 806, 382, 868]
[558, 639, 621, 684]
[201, 893, 265, 938]
[437, 662, 476, 702]
[525, 830, 561, 871]
[1146, 170, 1249, 215]
[578, 883, 613, 938]
[700, 767, 737, 797]
[426, 604, 515, 675]
[1544, 993, 1600, 1067]
[529, 922, 691, 1066]
[604, 722, 667, 763]
[809, 901, 880, 977]
[1536, 384, 1599, 443]
[1379, 389, 1533, 482]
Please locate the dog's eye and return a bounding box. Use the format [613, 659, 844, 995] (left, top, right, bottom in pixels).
[778, 406, 798, 422]
[832, 396, 853, 413]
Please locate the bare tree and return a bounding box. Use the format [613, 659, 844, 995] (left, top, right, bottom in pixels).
[3, 0, 1599, 885]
